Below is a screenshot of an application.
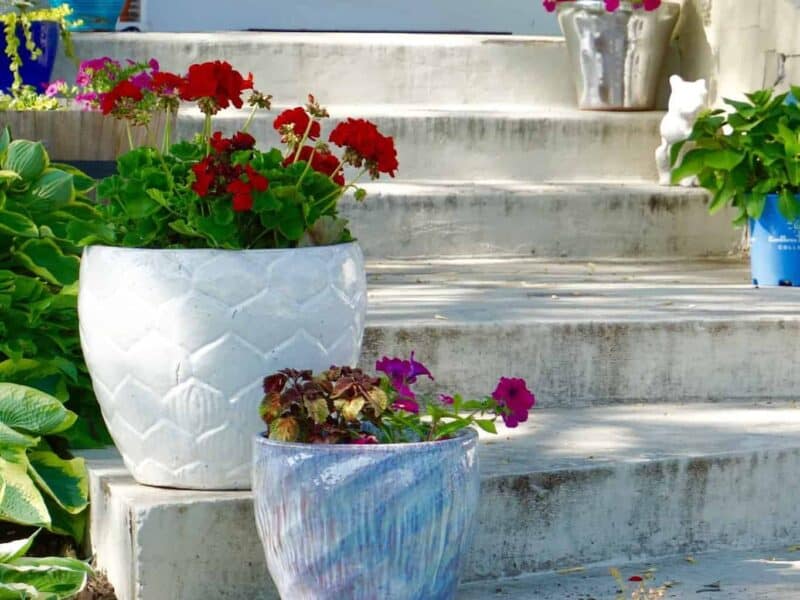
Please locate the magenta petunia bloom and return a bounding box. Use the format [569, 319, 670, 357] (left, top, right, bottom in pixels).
[353, 434, 378, 445]
[376, 351, 434, 401]
[392, 398, 420, 414]
[440, 394, 455, 406]
[44, 80, 65, 98]
[492, 377, 535, 428]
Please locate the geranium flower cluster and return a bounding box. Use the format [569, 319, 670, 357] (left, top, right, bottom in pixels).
[543, 0, 661, 11]
[260, 353, 535, 444]
[90, 58, 399, 250]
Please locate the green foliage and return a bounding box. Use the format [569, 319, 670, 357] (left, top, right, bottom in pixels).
[0, 530, 90, 599]
[98, 140, 354, 249]
[671, 86, 800, 226]
[0, 128, 112, 448]
[0, 383, 89, 542]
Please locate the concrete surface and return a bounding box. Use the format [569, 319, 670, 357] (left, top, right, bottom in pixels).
[345, 181, 739, 259]
[459, 547, 800, 599]
[361, 257, 800, 405]
[85, 401, 800, 599]
[55, 33, 574, 106]
[174, 105, 663, 182]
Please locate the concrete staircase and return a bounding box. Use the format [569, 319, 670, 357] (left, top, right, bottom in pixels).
[72, 32, 800, 600]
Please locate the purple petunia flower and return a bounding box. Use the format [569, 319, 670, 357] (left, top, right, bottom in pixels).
[492, 377, 535, 428]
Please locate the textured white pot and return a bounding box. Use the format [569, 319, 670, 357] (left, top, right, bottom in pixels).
[78, 243, 367, 490]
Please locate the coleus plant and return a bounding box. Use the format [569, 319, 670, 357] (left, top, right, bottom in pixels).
[88, 58, 398, 249]
[259, 353, 535, 444]
[543, 0, 661, 11]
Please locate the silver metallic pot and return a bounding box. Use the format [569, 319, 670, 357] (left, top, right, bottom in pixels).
[557, 0, 680, 110]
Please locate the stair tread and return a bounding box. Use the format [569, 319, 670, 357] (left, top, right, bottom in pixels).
[83, 400, 800, 486]
[363, 257, 797, 327]
[359, 179, 706, 195]
[458, 546, 800, 599]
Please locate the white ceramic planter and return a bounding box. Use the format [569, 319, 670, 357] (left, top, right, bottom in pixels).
[78, 243, 367, 490]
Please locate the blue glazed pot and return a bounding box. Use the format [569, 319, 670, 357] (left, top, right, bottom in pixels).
[0, 21, 59, 92]
[252, 429, 480, 600]
[51, 0, 124, 31]
[750, 194, 800, 287]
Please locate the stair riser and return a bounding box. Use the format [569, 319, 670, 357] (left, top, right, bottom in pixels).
[174, 111, 663, 181]
[55, 34, 576, 106]
[469, 449, 800, 580]
[360, 320, 799, 407]
[345, 189, 740, 258]
[90, 447, 800, 598]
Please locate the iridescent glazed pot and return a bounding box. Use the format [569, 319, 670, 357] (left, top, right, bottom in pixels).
[78, 243, 367, 490]
[252, 429, 480, 600]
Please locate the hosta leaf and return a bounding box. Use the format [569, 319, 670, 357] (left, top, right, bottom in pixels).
[49, 163, 94, 193]
[12, 238, 79, 286]
[43, 495, 86, 543]
[0, 422, 37, 451]
[28, 450, 88, 514]
[0, 383, 77, 435]
[0, 210, 37, 238]
[0, 453, 50, 529]
[0, 531, 38, 564]
[0, 561, 88, 597]
[3, 140, 48, 182]
[0, 581, 36, 599]
[24, 170, 74, 213]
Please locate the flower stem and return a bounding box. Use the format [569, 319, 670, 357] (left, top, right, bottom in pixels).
[293, 118, 315, 163]
[294, 147, 317, 189]
[125, 121, 134, 151]
[241, 104, 258, 134]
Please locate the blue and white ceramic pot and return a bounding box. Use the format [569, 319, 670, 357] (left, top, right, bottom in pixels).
[252, 429, 480, 600]
[750, 194, 800, 286]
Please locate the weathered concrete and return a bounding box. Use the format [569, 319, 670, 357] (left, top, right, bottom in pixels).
[346, 181, 739, 259]
[175, 106, 664, 181]
[86, 402, 800, 599]
[55, 33, 574, 107]
[459, 547, 800, 599]
[362, 257, 800, 405]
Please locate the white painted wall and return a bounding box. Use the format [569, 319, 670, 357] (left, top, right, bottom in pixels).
[137, 0, 561, 35]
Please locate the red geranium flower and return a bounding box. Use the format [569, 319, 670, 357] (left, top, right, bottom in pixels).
[231, 131, 256, 150]
[180, 61, 254, 109]
[100, 80, 143, 115]
[151, 71, 185, 95]
[191, 158, 215, 197]
[329, 118, 398, 177]
[284, 145, 345, 186]
[226, 165, 269, 212]
[273, 107, 321, 141]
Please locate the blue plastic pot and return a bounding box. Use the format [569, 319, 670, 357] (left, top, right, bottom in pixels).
[0, 20, 59, 92]
[749, 194, 800, 287]
[51, 0, 124, 31]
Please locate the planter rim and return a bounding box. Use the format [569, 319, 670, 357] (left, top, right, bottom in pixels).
[556, 0, 679, 14]
[83, 241, 361, 256]
[254, 427, 478, 452]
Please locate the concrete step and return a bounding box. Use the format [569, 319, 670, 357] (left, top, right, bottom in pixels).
[361, 257, 798, 407]
[459, 546, 800, 599]
[85, 401, 800, 600]
[174, 105, 664, 182]
[345, 181, 740, 259]
[54, 33, 576, 106]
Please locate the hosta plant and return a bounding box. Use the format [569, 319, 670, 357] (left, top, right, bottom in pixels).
[671, 86, 800, 225]
[94, 59, 398, 249]
[543, 0, 661, 11]
[0, 529, 90, 599]
[260, 353, 535, 444]
[0, 383, 89, 542]
[0, 128, 112, 448]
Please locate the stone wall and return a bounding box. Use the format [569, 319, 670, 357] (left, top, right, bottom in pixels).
[676, 0, 800, 102]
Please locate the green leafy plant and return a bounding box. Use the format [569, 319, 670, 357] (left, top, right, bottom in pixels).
[671, 86, 800, 225]
[0, 127, 112, 448]
[0, 1, 78, 93]
[0, 383, 89, 542]
[0, 530, 90, 599]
